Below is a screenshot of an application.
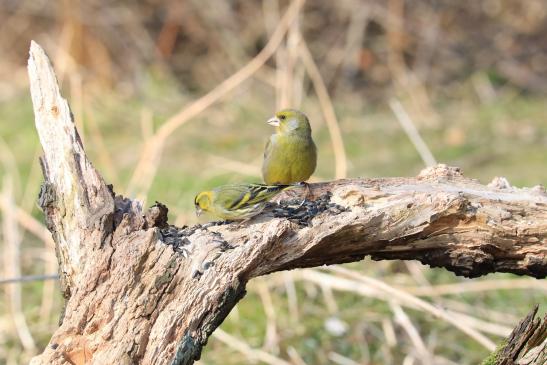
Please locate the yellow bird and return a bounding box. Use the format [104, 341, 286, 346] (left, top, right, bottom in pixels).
[262, 109, 317, 185]
[194, 183, 291, 221]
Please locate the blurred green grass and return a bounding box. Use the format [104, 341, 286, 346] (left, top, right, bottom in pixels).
[0, 71, 546, 364]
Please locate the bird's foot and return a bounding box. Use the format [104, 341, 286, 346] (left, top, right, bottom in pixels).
[293, 181, 311, 206]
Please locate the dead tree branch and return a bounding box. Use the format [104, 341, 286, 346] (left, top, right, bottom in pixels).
[27, 42, 546, 365]
[482, 305, 546, 365]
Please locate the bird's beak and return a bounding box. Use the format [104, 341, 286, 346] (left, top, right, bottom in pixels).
[267, 116, 281, 127]
[195, 207, 203, 217]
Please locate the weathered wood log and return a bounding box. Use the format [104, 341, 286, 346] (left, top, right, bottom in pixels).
[482, 305, 546, 365]
[28, 41, 546, 364]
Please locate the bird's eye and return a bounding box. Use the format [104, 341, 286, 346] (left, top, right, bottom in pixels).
[279, 115, 286, 120]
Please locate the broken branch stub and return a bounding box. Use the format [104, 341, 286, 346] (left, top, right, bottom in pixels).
[483, 305, 546, 365]
[28, 40, 115, 298]
[28, 42, 547, 364]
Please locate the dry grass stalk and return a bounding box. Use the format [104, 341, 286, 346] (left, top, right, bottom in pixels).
[304, 268, 497, 350]
[404, 279, 547, 297]
[438, 298, 521, 325]
[19, 146, 42, 212]
[283, 271, 300, 325]
[212, 328, 292, 365]
[389, 98, 436, 167]
[286, 346, 308, 365]
[85, 106, 121, 187]
[255, 279, 280, 354]
[328, 351, 361, 365]
[298, 40, 348, 179]
[446, 310, 512, 337]
[205, 155, 262, 178]
[0, 193, 55, 249]
[390, 303, 433, 364]
[1, 177, 36, 352]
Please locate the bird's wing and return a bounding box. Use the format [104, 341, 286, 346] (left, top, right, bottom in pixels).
[219, 184, 286, 211]
[213, 185, 249, 211]
[244, 184, 288, 205]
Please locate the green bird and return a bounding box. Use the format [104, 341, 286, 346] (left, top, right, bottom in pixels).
[194, 183, 291, 221]
[262, 109, 317, 185]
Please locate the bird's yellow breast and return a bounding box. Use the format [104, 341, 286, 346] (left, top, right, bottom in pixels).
[262, 134, 317, 184]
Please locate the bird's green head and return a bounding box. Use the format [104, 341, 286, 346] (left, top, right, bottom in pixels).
[267, 109, 311, 134]
[194, 191, 213, 216]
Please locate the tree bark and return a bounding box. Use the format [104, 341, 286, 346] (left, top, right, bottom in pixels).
[27, 41, 547, 364]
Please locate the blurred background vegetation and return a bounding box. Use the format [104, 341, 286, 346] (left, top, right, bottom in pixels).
[0, 0, 546, 364]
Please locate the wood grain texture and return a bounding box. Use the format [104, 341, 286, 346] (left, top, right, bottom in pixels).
[27, 42, 547, 365]
[28, 41, 115, 299]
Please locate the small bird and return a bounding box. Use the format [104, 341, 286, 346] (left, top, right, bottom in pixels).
[262, 109, 317, 185]
[194, 183, 291, 221]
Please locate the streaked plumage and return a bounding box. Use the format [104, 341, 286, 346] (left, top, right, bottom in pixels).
[194, 183, 291, 221]
[262, 109, 317, 185]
